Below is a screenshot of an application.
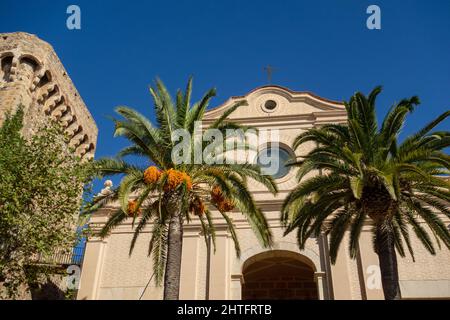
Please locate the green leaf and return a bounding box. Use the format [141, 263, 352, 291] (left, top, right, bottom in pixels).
[349, 176, 363, 199]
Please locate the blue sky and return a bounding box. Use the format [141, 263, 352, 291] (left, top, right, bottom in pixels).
[2, 0, 450, 192]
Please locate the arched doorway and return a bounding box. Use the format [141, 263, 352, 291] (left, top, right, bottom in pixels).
[242, 250, 318, 300]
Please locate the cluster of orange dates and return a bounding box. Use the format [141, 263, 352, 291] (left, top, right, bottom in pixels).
[188, 186, 235, 217]
[143, 166, 192, 191]
[127, 199, 141, 216]
[211, 186, 235, 212]
[189, 197, 205, 216]
[127, 167, 234, 217]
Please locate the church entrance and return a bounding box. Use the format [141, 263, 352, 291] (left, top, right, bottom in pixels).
[242, 250, 318, 300]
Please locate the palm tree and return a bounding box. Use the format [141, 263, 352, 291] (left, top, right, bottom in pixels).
[281, 86, 450, 300]
[87, 78, 277, 300]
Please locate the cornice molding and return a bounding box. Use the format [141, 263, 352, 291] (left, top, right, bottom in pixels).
[205, 85, 345, 119]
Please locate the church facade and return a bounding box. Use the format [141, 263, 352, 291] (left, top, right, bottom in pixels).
[78, 85, 450, 300]
[1, 32, 448, 301]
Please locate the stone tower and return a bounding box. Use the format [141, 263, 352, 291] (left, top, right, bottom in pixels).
[0, 32, 97, 159]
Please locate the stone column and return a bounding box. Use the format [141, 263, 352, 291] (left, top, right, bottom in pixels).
[179, 228, 201, 300]
[77, 237, 108, 300]
[330, 234, 354, 299]
[208, 228, 229, 300]
[230, 274, 243, 300]
[314, 272, 326, 300]
[358, 228, 384, 300]
[318, 232, 334, 299]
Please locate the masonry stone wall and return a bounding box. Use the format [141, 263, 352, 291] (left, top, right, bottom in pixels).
[0, 32, 97, 159]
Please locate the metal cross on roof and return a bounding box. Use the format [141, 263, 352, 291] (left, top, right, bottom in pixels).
[264, 65, 278, 84]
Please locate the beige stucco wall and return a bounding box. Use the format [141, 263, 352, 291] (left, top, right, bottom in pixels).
[77, 85, 450, 300]
[397, 224, 450, 299]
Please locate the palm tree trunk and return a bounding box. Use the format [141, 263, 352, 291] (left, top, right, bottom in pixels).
[163, 202, 183, 300]
[375, 223, 401, 300]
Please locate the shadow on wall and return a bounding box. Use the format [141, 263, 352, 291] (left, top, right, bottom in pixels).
[30, 279, 66, 300]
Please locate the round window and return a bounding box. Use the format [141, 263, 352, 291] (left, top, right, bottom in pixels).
[256, 146, 291, 179]
[263, 100, 277, 111]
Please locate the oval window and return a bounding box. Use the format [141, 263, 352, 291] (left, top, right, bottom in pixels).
[256, 146, 291, 179]
[263, 99, 277, 112]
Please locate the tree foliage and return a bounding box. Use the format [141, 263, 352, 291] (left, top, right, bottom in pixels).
[282, 87, 450, 299]
[86, 78, 277, 298]
[0, 107, 93, 299]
